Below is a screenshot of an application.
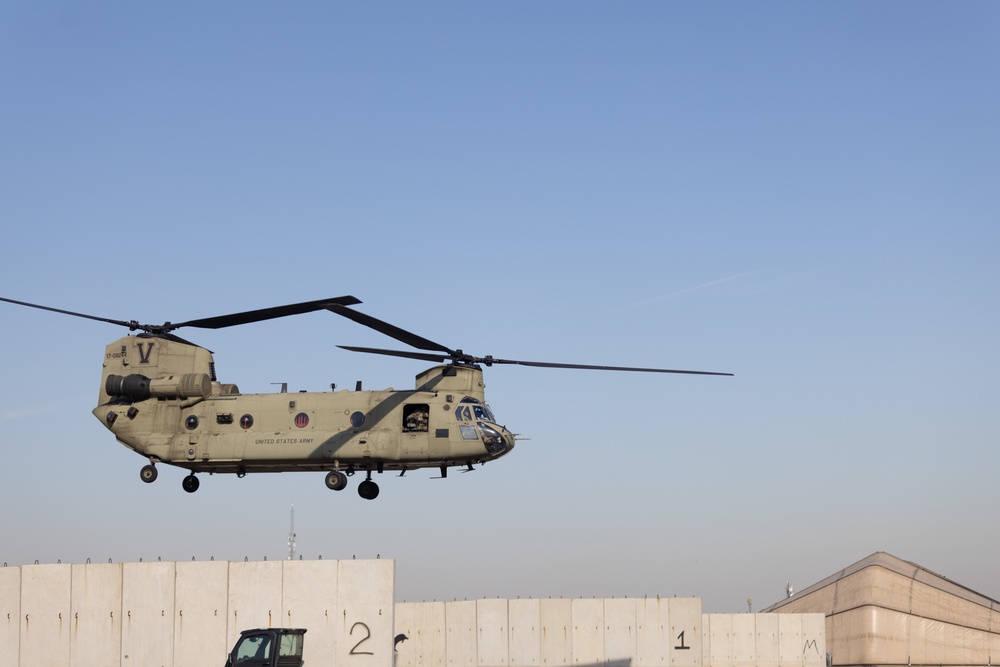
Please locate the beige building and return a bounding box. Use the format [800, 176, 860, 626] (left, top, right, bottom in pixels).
[764, 552, 1000, 667]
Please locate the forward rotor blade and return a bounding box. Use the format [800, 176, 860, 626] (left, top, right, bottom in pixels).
[485, 357, 734, 375]
[172, 296, 362, 330]
[327, 305, 454, 354]
[337, 340, 733, 376]
[337, 345, 449, 364]
[0, 296, 139, 329]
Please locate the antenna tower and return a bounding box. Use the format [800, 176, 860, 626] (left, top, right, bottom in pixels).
[287, 505, 297, 560]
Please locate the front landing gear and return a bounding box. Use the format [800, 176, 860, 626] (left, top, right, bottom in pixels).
[325, 471, 348, 491]
[358, 479, 379, 500]
[324, 469, 380, 499]
[182, 474, 200, 493]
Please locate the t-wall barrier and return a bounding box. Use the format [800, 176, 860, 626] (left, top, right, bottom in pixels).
[394, 599, 825, 667]
[0, 559, 394, 667]
[0, 560, 823, 667]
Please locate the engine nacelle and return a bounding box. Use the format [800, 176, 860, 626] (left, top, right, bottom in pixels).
[106, 373, 212, 401]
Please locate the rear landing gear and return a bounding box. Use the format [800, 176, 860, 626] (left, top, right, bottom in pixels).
[140, 464, 158, 484]
[182, 474, 200, 493]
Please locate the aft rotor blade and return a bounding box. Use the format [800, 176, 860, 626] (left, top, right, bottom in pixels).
[172, 296, 362, 330]
[483, 357, 734, 375]
[0, 296, 139, 329]
[327, 305, 454, 354]
[337, 345, 449, 364]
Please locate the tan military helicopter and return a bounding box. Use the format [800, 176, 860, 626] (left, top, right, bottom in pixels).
[0, 295, 732, 500]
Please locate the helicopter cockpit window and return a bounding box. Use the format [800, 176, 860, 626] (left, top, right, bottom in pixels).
[479, 422, 508, 455]
[457, 397, 495, 422]
[403, 404, 429, 432]
[455, 403, 496, 423]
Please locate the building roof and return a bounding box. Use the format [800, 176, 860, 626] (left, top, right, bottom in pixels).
[764, 551, 999, 613]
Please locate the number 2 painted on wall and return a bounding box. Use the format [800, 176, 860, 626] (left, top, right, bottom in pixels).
[350, 621, 374, 655]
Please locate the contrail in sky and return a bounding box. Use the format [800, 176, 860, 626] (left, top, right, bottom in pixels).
[620, 271, 759, 310]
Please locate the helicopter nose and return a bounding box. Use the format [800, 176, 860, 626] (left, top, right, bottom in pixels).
[479, 423, 515, 456]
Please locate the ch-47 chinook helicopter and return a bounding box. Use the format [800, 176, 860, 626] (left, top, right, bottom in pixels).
[0, 295, 732, 500]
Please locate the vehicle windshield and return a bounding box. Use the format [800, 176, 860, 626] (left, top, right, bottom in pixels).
[235, 635, 271, 663]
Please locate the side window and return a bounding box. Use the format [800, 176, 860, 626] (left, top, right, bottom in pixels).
[403, 404, 429, 432]
[279, 633, 304, 657]
[235, 634, 272, 663]
[454, 405, 473, 422]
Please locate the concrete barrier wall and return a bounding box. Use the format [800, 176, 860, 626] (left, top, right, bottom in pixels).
[3, 561, 823, 667]
[72, 561, 123, 667]
[21, 563, 73, 667]
[702, 614, 825, 667]
[395, 597, 704, 667]
[0, 559, 394, 667]
[395, 600, 824, 667]
[0, 567, 20, 667]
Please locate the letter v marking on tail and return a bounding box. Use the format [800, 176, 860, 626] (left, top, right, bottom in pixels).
[137, 341, 155, 364]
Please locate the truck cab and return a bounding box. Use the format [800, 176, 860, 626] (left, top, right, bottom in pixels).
[225, 628, 307, 667]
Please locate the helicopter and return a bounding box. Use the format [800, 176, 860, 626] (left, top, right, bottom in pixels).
[0, 295, 732, 500]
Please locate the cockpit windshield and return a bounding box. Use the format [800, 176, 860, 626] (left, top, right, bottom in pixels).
[456, 398, 511, 457]
[459, 397, 497, 423]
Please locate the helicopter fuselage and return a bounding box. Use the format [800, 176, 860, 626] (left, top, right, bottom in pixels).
[95, 335, 515, 483]
[3, 293, 728, 500]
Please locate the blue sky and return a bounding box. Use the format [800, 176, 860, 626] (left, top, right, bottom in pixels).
[1, 2, 997, 612]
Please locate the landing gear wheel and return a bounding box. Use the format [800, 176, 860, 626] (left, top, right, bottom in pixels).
[140, 464, 158, 484]
[357, 479, 380, 500]
[182, 474, 200, 493]
[325, 471, 348, 491]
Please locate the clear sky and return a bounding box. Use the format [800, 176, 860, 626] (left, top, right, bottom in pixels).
[1, 2, 997, 612]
